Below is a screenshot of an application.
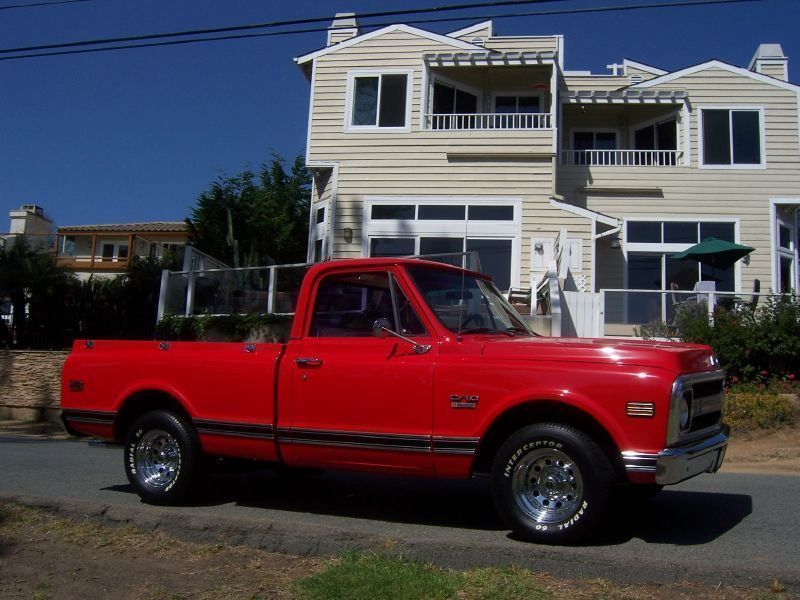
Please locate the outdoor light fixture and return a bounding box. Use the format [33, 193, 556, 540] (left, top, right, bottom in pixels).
[343, 227, 353, 243]
[609, 234, 621, 249]
[534, 241, 544, 252]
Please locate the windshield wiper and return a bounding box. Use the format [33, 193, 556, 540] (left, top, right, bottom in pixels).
[504, 326, 533, 336]
[458, 327, 514, 336]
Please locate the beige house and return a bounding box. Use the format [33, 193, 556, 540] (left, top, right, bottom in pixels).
[295, 15, 800, 335]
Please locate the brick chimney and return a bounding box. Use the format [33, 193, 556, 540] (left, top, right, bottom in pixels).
[327, 12, 359, 46]
[749, 44, 788, 82]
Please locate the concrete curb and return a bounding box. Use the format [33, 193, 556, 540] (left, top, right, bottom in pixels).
[1, 492, 794, 592]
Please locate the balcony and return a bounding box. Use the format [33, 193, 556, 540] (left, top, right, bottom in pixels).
[425, 112, 552, 131]
[560, 149, 683, 167]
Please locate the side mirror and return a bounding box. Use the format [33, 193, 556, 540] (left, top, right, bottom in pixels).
[372, 317, 392, 338]
[371, 318, 431, 355]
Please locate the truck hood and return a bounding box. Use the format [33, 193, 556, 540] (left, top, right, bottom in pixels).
[479, 336, 717, 374]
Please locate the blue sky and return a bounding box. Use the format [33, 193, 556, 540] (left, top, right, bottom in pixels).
[2, 0, 798, 228]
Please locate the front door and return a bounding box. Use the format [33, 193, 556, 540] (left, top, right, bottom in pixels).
[286, 268, 436, 475]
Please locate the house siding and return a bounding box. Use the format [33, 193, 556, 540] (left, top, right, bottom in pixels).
[557, 67, 800, 293]
[300, 25, 799, 307]
[308, 29, 570, 286]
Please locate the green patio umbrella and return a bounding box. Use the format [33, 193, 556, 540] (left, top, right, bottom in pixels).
[670, 237, 755, 269]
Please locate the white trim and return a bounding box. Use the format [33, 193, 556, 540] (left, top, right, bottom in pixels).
[632, 59, 800, 93]
[344, 69, 414, 133]
[551, 63, 559, 154]
[295, 24, 486, 64]
[306, 162, 339, 260]
[682, 100, 691, 167]
[447, 20, 493, 39]
[622, 59, 667, 77]
[769, 198, 800, 293]
[304, 59, 317, 161]
[549, 197, 620, 227]
[555, 35, 564, 70]
[697, 105, 766, 170]
[362, 196, 523, 288]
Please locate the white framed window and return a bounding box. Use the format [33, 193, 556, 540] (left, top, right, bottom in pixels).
[345, 69, 413, 132]
[363, 197, 522, 292]
[98, 241, 129, 262]
[698, 106, 765, 169]
[623, 218, 740, 293]
[308, 200, 330, 263]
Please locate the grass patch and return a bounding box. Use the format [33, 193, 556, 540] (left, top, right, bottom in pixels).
[295, 553, 558, 600]
[725, 392, 796, 432]
[296, 553, 463, 600]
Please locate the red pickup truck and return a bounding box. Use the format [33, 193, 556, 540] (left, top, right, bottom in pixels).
[61, 258, 728, 543]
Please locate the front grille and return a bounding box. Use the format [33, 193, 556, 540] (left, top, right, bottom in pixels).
[670, 369, 726, 446]
[686, 372, 725, 436]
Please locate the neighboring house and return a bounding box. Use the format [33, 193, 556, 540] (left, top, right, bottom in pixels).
[0, 204, 54, 251]
[55, 222, 190, 280]
[295, 14, 800, 335]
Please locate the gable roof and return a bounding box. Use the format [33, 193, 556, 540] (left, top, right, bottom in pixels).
[294, 23, 487, 65]
[447, 20, 493, 39]
[631, 59, 799, 92]
[623, 59, 666, 76]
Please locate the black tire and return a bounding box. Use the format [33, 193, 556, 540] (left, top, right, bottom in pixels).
[491, 423, 615, 544]
[124, 410, 202, 505]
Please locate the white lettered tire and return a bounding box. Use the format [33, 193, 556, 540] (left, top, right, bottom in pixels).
[124, 410, 201, 505]
[491, 423, 614, 543]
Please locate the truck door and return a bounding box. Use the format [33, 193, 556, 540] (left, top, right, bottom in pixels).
[286, 269, 436, 475]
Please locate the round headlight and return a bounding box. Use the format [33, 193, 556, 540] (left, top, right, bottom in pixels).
[679, 394, 691, 430]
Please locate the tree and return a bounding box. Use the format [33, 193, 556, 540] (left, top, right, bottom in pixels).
[188, 154, 311, 267]
[0, 238, 76, 348]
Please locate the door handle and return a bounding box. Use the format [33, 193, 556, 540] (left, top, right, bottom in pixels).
[295, 357, 323, 367]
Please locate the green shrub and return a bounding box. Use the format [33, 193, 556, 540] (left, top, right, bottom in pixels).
[155, 313, 293, 343]
[675, 295, 800, 383]
[724, 391, 796, 431]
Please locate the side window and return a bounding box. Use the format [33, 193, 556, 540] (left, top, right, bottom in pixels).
[309, 272, 425, 338]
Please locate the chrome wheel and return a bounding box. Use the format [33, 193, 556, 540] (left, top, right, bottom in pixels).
[511, 447, 584, 524]
[134, 429, 181, 488]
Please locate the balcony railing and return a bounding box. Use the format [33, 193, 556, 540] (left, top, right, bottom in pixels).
[560, 149, 682, 167]
[425, 112, 552, 131]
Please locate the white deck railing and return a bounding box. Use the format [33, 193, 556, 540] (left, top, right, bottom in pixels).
[560, 149, 682, 166]
[425, 112, 552, 131]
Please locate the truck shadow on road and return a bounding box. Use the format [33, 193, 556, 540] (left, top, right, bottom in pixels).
[104, 471, 752, 545]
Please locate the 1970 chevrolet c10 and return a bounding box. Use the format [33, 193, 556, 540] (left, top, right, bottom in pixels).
[61, 258, 728, 543]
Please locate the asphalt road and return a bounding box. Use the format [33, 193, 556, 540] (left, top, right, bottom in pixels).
[1, 436, 798, 591]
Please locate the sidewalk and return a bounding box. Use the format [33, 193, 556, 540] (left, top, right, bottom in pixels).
[0, 419, 69, 440]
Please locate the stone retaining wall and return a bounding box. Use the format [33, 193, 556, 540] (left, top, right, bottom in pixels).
[0, 350, 69, 422]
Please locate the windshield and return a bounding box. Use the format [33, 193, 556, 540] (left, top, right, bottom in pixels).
[406, 266, 534, 336]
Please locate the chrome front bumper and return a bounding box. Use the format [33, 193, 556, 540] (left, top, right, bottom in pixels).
[622, 427, 729, 485]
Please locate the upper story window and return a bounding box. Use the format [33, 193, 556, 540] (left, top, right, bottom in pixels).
[347, 70, 412, 131]
[633, 118, 677, 151]
[573, 130, 617, 150]
[700, 107, 764, 168]
[494, 94, 541, 114]
[432, 81, 478, 115]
